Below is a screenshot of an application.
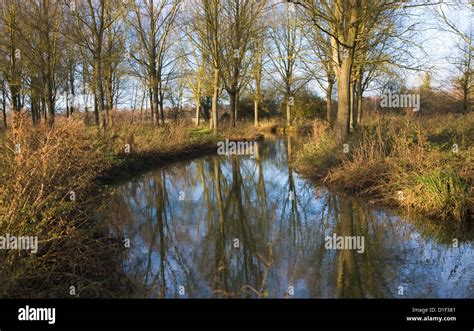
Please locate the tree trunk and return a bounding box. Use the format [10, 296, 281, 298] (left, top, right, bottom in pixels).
[46, 56, 55, 126]
[149, 87, 155, 123]
[254, 79, 260, 127]
[229, 91, 237, 127]
[66, 87, 70, 118]
[211, 68, 219, 135]
[337, 58, 352, 139]
[47, 97, 54, 127]
[286, 91, 292, 126]
[254, 99, 259, 127]
[36, 98, 41, 124]
[106, 81, 113, 127]
[41, 97, 47, 123]
[94, 54, 106, 128]
[351, 80, 358, 130]
[94, 93, 99, 125]
[326, 80, 333, 125]
[154, 89, 160, 125]
[463, 84, 469, 113]
[9, 45, 20, 114]
[234, 91, 239, 125]
[286, 100, 291, 126]
[195, 100, 201, 126]
[159, 93, 165, 125]
[357, 77, 363, 125]
[93, 66, 99, 126]
[1, 88, 6, 128]
[69, 66, 75, 115]
[140, 89, 145, 123]
[195, 80, 201, 126]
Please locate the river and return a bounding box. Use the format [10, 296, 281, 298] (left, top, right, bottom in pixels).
[101, 136, 474, 298]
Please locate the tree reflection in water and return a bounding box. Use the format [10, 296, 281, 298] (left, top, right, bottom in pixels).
[103, 138, 474, 298]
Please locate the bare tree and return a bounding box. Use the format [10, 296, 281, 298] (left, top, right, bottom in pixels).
[268, 2, 308, 126]
[218, 0, 266, 126]
[252, 28, 265, 127]
[125, 0, 180, 126]
[296, 0, 419, 136]
[435, 0, 474, 51]
[0, 0, 22, 119]
[103, 16, 127, 126]
[67, 0, 121, 127]
[304, 24, 336, 125]
[451, 32, 473, 113]
[20, 0, 64, 125]
[194, 0, 221, 134]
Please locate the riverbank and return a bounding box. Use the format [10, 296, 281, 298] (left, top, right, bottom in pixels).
[295, 113, 473, 222]
[101, 135, 474, 298]
[0, 114, 262, 297]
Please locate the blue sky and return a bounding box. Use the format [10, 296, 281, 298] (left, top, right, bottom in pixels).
[408, 1, 473, 88]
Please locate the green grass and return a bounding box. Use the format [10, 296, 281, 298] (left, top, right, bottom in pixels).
[189, 126, 212, 137]
[404, 170, 468, 221]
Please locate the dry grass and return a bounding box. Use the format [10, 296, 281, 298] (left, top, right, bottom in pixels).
[0, 115, 129, 297]
[296, 113, 473, 222]
[0, 112, 261, 297]
[256, 118, 281, 133]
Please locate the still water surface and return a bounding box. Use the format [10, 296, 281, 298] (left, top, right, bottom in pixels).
[102, 137, 474, 298]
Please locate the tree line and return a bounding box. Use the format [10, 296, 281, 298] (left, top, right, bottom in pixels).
[0, 0, 472, 137]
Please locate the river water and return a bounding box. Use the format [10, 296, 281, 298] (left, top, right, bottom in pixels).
[102, 137, 474, 298]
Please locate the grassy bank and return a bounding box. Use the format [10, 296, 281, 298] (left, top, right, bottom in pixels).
[296, 113, 473, 222]
[0, 114, 261, 297]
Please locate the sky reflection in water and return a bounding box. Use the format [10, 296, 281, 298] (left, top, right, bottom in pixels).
[103, 137, 474, 298]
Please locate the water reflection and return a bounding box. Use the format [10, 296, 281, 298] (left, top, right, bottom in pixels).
[102, 137, 474, 298]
